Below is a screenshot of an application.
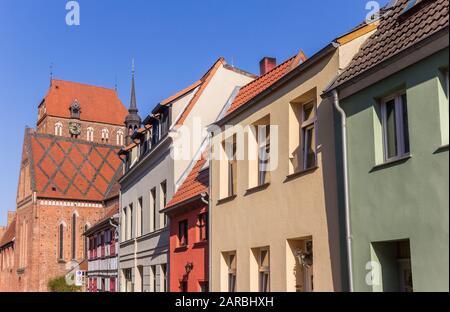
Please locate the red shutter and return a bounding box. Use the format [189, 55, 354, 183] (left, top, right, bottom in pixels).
[110, 277, 116, 292]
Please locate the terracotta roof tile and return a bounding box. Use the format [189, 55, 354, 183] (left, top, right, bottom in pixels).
[166, 156, 208, 209]
[332, 0, 449, 88]
[0, 217, 16, 248]
[226, 51, 307, 115]
[41, 79, 128, 126]
[29, 132, 122, 201]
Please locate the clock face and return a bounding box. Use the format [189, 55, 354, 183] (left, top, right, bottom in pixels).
[69, 122, 82, 135]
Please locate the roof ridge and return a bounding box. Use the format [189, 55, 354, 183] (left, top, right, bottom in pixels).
[51, 79, 116, 92]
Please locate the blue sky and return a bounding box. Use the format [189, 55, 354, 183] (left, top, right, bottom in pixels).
[0, 0, 388, 225]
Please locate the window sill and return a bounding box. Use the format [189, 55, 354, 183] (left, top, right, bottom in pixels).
[217, 195, 237, 205]
[245, 183, 270, 196]
[434, 144, 449, 154]
[57, 259, 66, 264]
[284, 166, 318, 183]
[193, 241, 208, 248]
[17, 268, 25, 275]
[174, 246, 188, 253]
[370, 154, 411, 172]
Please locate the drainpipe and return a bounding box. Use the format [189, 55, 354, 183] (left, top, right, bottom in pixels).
[332, 90, 354, 292]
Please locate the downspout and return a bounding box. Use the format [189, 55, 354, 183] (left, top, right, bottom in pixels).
[207, 131, 213, 292]
[332, 90, 354, 292]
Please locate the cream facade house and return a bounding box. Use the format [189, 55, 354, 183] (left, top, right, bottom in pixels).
[118, 58, 254, 292]
[209, 24, 377, 292]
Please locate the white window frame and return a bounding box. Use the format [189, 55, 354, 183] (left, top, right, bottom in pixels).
[381, 92, 410, 162]
[301, 101, 317, 171]
[55, 122, 63, 136]
[87, 127, 94, 142]
[117, 130, 124, 146]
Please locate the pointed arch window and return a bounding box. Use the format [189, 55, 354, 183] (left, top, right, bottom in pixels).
[117, 129, 124, 146]
[55, 122, 63, 136]
[102, 129, 110, 143]
[84, 223, 90, 259]
[87, 127, 94, 142]
[58, 223, 65, 261]
[71, 213, 77, 260]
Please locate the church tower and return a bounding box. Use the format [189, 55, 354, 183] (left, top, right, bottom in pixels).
[125, 60, 141, 145]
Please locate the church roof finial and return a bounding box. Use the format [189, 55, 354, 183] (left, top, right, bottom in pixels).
[130, 58, 137, 112]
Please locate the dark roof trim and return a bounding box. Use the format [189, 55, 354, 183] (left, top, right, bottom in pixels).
[214, 43, 337, 127]
[324, 27, 449, 99]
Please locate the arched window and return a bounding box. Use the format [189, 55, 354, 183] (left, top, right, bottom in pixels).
[84, 223, 90, 259]
[71, 213, 77, 260]
[55, 122, 63, 136]
[116, 130, 124, 146]
[58, 223, 65, 260]
[101, 129, 109, 143]
[87, 127, 94, 142]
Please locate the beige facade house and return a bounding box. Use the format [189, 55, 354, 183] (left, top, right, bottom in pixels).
[209, 23, 377, 292]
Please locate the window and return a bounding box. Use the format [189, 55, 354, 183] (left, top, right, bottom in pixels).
[227, 252, 237, 292]
[138, 266, 144, 292]
[116, 129, 124, 146]
[150, 265, 157, 292]
[381, 93, 410, 161]
[101, 128, 109, 143]
[129, 204, 134, 239]
[55, 122, 63, 136]
[71, 213, 77, 260]
[138, 197, 143, 237]
[84, 224, 89, 259]
[151, 188, 157, 232]
[160, 181, 167, 227]
[122, 207, 127, 241]
[178, 220, 188, 247]
[371, 239, 413, 292]
[199, 282, 209, 292]
[70, 100, 81, 119]
[301, 102, 317, 170]
[110, 277, 116, 292]
[258, 248, 270, 292]
[198, 213, 208, 242]
[58, 223, 64, 260]
[160, 264, 167, 292]
[226, 136, 237, 197]
[87, 127, 94, 142]
[257, 125, 271, 186]
[123, 268, 133, 292]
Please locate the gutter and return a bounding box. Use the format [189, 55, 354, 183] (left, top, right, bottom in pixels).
[332, 90, 354, 292]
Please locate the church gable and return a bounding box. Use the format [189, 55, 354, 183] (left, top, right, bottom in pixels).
[16, 129, 35, 205]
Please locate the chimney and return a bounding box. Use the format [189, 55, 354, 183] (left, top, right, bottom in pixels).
[7, 211, 16, 226]
[259, 57, 277, 76]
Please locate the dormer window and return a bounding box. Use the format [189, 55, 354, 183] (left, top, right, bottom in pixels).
[70, 100, 81, 119]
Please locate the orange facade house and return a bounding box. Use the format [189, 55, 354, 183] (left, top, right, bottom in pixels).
[163, 156, 209, 292]
[0, 79, 127, 291]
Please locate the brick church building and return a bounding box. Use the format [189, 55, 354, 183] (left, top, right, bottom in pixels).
[0, 78, 131, 291]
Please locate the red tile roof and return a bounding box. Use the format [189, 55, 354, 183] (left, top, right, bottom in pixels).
[41, 79, 128, 126]
[226, 51, 307, 115]
[332, 0, 449, 88]
[0, 217, 16, 248]
[165, 156, 208, 209]
[28, 131, 123, 202]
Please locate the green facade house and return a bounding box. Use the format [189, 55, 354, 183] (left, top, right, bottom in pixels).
[326, 0, 449, 291]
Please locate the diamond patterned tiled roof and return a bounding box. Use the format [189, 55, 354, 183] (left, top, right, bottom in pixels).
[331, 0, 449, 89]
[28, 131, 122, 201]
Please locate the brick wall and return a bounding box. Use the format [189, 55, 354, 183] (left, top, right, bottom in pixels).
[37, 116, 125, 146]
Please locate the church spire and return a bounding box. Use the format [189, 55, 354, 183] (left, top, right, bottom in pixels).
[125, 58, 141, 145]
